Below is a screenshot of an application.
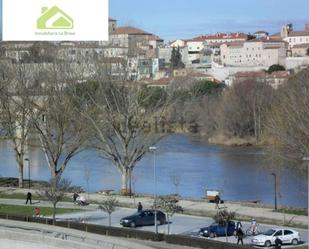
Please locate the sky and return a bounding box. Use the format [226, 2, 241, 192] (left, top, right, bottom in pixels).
[109, 0, 309, 41]
[0, 0, 309, 41]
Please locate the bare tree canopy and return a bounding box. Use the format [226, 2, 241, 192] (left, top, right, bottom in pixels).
[0, 61, 36, 187]
[266, 68, 309, 165]
[98, 196, 119, 226]
[38, 177, 72, 223]
[83, 81, 169, 194]
[29, 63, 89, 179]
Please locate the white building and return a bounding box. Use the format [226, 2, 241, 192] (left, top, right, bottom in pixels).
[220, 38, 287, 67]
[272, 24, 309, 49]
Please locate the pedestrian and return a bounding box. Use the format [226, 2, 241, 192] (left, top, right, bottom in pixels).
[73, 192, 79, 204]
[214, 195, 220, 209]
[25, 192, 32, 205]
[236, 220, 243, 230]
[236, 227, 244, 245]
[34, 207, 41, 217]
[275, 237, 282, 249]
[137, 202, 143, 212]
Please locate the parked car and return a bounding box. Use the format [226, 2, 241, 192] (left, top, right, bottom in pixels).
[199, 221, 236, 238]
[120, 210, 166, 228]
[251, 228, 300, 247]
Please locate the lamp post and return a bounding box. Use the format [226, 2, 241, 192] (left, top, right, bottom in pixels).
[24, 158, 31, 189]
[149, 146, 158, 234]
[271, 173, 277, 210]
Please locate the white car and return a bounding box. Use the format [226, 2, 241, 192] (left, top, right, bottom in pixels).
[252, 228, 300, 247]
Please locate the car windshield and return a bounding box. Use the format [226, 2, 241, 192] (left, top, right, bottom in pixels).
[263, 229, 276, 236]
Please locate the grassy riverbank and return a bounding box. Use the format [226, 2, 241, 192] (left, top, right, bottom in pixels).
[0, 204, 82, 216]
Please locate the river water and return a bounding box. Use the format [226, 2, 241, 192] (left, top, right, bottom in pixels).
[0, 134, 307, 207]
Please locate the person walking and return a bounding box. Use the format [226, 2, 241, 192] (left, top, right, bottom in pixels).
[236, 220, 243, 230]
[73, 192, 79, 204]
[236, 227, 244, 245]
[25, 192, 32, 205]
[137, 202, 143, 213]
[214, 195, 220, 209]
[275, 237, 282, 249]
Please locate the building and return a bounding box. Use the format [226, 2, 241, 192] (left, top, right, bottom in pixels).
[226, 70, 290, 89]
[220, 38, 287, 67]
[254, 31, 269, 39]
[292, 43, 309, 57]
[158, 46, 189, 67]
[109, 26, 163, 58]
[192, 32, 249, 45]
[272, 24, 309, 49]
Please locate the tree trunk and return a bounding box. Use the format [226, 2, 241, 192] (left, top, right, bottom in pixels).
[121, 169, 129, 194]
[18, 163, 24, 188]
[108, 213, 111, 226]
[128, 169, 132, 197]
[167, 215, 170, 235]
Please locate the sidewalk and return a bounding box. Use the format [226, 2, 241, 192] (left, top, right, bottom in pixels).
[0, 187, 307, 228]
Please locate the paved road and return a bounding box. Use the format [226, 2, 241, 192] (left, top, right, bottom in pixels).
[0, 197, 308, 247]
[55, 207, 309, 247]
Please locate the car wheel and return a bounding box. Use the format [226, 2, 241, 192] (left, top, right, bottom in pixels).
[130, 221, 136, 228]
[209, 232, 216, 238]
[264, 240, 271, 247]
[292, 239, 298, 245]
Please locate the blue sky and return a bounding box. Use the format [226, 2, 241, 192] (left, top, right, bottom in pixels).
[109, 0, 309, 41]
[0, 0, 308, 41]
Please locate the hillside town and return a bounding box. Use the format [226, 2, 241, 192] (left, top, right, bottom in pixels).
[1, 19, 309, 89]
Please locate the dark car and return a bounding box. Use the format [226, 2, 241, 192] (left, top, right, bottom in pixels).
[199, 221, 236, 238]
[120, 210, 166, 228]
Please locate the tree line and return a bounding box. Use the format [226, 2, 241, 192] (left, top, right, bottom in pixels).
[0, 58, 308, 198]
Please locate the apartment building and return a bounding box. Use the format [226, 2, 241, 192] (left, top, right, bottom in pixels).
[220, 38, 287, 67]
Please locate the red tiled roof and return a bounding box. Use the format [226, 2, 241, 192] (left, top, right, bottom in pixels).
[235, 71, 267, 78]
[247, 37, 285, 43]
[145, 77, 173, 86]
[223, 41, 245, 47]
[113, 26, 151, 35]
[288, 31, 309, 37]
[192, 33, 249, 41]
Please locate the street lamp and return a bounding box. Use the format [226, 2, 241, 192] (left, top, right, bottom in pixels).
[24, 158, 31, 189]
[271, 173, 277, 210]
[149, 146, 158, 234]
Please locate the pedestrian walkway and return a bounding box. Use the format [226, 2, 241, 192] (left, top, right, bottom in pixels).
[0, 187, 307, 227]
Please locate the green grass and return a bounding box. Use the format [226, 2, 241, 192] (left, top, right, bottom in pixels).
[275, 208, 308, 216]
[0, 191, 73, 202]
[289, 246, 308, 249]
[0, 204, 82, 216]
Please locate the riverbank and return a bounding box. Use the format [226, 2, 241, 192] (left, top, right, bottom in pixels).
[0, 186, 307, 229]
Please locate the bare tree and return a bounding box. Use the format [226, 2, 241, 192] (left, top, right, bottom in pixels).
[154, 196, 183, 234]
[38, 177, 72, 224]
[213, 209, 235, 241]
[83, 82, 169, 194]
[28, 63, 89, 181]
[266, 68, 309, 165]
[98, 196, 119, 226]
[0, 61, 36, 188]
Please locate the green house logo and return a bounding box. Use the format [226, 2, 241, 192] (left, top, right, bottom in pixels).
[37, 6, 74, 30]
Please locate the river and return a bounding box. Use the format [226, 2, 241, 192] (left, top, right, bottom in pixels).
[0, 134, 307, 208]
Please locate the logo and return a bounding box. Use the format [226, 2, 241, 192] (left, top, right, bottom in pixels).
[37, 6, 74, 30]
[3, 0, 109, 41]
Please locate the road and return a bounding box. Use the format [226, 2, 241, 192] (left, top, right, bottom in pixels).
[55, 207, 308, 247]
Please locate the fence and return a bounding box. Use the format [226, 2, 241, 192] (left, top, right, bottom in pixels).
[0, 213, 252, 249]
